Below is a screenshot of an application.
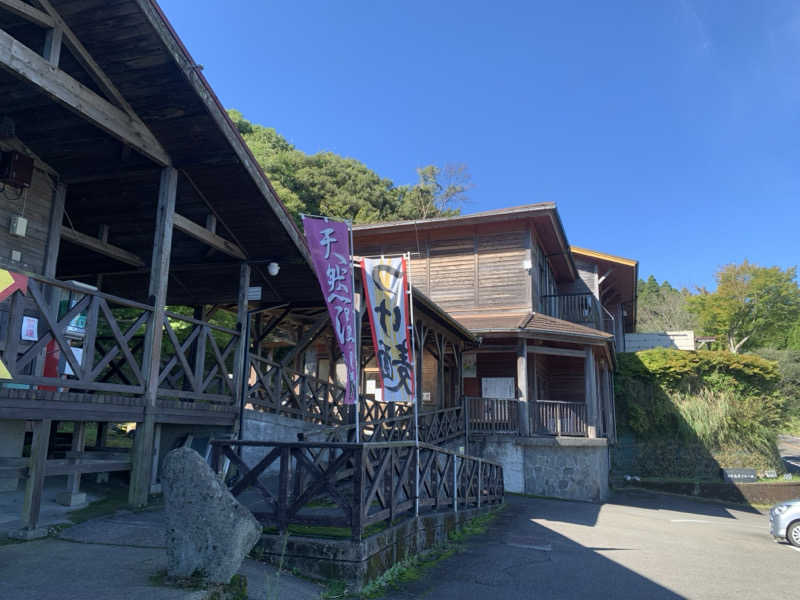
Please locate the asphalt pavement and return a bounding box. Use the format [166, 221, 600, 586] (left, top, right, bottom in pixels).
[382, 492, 799, 600]
[778, 434, 800, 473]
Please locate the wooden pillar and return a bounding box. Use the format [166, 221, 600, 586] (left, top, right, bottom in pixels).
[232, 263, 251, 439]
[436, 334, 445, 410]
[16, 419, 51, 537]
[584, 347, 598, 438]
[56, 421, 86, 506]
[129, 167, 177, 507]
[517, 339, 530, 436]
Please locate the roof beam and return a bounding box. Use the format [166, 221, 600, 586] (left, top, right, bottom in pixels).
[35, 0, 138, 118]
[0, 0, 55, 28]
[61, 226, 145, 267]
[0, 28, 170, 166]
[173, 212, 247, 260]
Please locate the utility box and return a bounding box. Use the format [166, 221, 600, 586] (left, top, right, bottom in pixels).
[0, 151, 34, 188]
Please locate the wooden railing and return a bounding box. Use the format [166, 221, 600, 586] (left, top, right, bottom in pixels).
[467, 397, 520, 435]
[210, 439, 504, 541]
[247, 355, 348, 426]
[157, 310, 240, 405]
[0, 272, 241, 407]
[540, 292, 602, 330]
[0, 274, 153, 396]
[309, 405, 465, 446]
[532, 400, 587, 436]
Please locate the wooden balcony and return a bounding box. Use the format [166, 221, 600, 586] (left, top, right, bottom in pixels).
[0, 272, 240, 425]
[467, 397, 589, 438]
[540, 293, 615, 337]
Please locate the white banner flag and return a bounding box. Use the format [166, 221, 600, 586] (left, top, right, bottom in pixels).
[361, 257, 415, 403]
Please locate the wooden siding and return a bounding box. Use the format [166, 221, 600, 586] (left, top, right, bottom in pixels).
[353, 224, 536, 312]
[0, 139, 57, 275]
[429, 237, 475, 311]
[477, 231, 529, 309]
[559, 259, 597, 297]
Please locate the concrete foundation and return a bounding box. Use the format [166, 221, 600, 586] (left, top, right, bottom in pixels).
[254, 505, 498, 587]
[475, 436, 609, 502]
[241, 410, 324, 472]
[0, 420, 26, 492]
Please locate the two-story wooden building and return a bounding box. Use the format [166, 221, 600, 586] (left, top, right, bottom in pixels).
[353, 203, 638, 501]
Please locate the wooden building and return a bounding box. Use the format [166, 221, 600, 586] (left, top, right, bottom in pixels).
[353, 203, 639, 443]
[0, 0, 483, 535]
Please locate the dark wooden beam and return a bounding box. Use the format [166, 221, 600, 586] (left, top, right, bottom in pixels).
[173, 212, 246, 260]
[61, 226, 145, 267]
[0, 0, 55, 28]
[37, 0, 139, 118]
[0, 28, 170, 166]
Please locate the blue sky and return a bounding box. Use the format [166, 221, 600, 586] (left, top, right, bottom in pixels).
[159, 0, 800, 290]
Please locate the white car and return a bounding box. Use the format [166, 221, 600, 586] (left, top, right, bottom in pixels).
[770, 498, 800, 547]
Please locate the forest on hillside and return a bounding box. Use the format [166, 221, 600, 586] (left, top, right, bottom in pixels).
[228, 109, 471, 224]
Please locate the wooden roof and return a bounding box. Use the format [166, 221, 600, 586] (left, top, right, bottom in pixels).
[455, 311, 613, 343]
[570, 245, 638, 332]
[353, 203, 578, 283]
[0, 0, 321, 307]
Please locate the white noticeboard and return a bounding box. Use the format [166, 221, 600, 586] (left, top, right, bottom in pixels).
[481, 377, 515, 399]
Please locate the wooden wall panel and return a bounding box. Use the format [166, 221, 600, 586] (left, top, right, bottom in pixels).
[477, 231, 529, 309]
[0, 140, 57, 275]
[429, 236, 475, 311]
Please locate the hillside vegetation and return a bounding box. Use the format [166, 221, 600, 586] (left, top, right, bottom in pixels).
[615, 348, 785, 472]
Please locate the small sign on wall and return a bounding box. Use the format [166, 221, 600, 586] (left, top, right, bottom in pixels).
[462, 352, 477, 378]
[20, 316, 38, 341]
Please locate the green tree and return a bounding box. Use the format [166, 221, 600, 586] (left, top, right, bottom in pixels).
[396, 164, 471, 220]
[688, 261, 800, 353]
[227, 109, 466, 223]
[636, 275, 695, 332]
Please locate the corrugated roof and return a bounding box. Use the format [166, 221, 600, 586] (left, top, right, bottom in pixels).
[454, 311, 613, 342]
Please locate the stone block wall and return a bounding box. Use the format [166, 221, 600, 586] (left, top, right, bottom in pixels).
[475, 436, 609, 502]
[241, 410, 324, 473]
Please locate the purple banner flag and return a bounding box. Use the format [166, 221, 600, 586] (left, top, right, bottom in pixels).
[301, 216, 358, 405]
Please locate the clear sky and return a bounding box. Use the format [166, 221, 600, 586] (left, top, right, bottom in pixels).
[158, 0, 800, 290]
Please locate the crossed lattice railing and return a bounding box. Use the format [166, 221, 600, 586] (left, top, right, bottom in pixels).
[307, 405, 465, 446]
[211, 439, 504, 541]
[0, 273, 239, 405]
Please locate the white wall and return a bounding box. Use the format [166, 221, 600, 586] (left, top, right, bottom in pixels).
[624, 330, 695, 352]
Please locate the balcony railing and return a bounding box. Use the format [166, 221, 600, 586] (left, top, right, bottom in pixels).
[540, 293, 615, 338]
[0, 272, 239, 407]
[532, 400, 587, 436]
[467, 397, 520, 435]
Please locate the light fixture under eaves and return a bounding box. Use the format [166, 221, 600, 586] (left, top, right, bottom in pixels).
[267, 262, 280, 277]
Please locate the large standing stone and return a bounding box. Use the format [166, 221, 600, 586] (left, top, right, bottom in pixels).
[161, 447, 261, 583]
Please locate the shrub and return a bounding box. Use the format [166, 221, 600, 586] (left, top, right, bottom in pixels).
[615, 348, 784, 472]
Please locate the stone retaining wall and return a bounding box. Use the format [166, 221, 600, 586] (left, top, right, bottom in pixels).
[254, 505, 498, 587]
[474, 436, 609, 502]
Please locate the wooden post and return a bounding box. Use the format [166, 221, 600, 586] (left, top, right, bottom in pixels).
[517, 339, 530, 436]
[232, 263, 251, 439]
[129, 167, 177, 507]
[585, 347, 597, 438]
[56, 421, 86, 506]
[351, 447, 364, 541]
[17, 419, 51, 537]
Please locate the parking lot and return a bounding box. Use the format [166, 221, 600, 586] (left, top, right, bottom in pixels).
[385, 491, 799, 600]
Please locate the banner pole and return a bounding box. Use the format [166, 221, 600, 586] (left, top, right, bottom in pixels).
[407, 252, 420, 516]
[349, 220, 360, 444]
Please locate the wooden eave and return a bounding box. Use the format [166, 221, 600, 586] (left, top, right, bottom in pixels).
[0, 0, 322, 308]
